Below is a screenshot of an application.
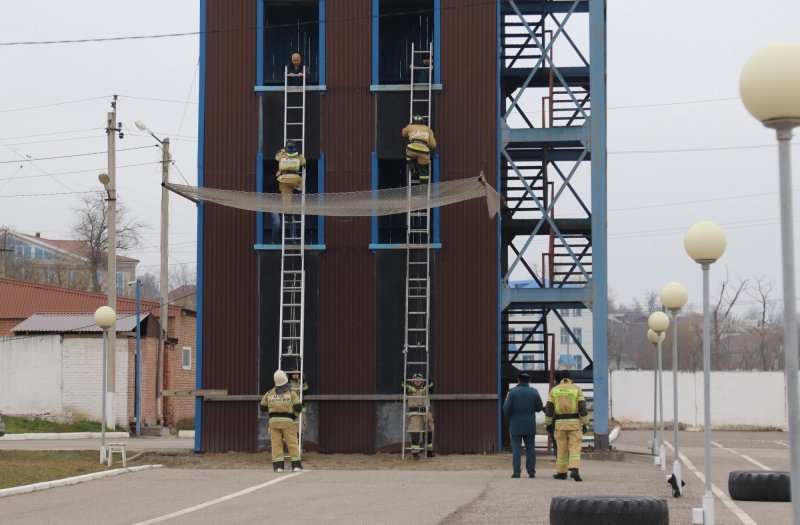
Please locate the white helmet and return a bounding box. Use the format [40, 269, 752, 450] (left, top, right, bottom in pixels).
[274, 370, 288, 387]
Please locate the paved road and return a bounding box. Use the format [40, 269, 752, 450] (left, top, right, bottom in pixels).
[0, 435, 194, 451]
[0, 431, 792, 524]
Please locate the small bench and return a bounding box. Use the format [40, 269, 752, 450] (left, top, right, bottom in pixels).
[107, 442, 127, 467]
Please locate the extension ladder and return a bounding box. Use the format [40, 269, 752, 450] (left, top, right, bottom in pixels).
[278, 63, 307, 448]
[402, 43, 434, 459]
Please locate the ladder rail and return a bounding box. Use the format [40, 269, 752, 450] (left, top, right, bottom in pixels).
[402, 43, 434, 459]
[278, 63, 307, 449]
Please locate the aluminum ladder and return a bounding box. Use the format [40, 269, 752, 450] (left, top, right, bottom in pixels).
[278, 63, 307, 448]
[402, 43, 434, 459]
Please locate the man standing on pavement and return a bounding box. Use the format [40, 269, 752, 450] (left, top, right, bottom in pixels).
[260, 370, 303, 473]
[544, 369, 590, 481]
[503, 370, 544, 478]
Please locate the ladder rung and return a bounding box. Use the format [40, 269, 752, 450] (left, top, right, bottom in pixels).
[282, 352, 302, 357]
[283, 336, 301, 341]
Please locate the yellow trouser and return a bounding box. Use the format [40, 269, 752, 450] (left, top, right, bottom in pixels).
[270, 420, 301, 463]
[554, 428, 582, 473]
[277, 172, 303, 198]
[408, 412, 434, 450]
[405, 147, 431, 166]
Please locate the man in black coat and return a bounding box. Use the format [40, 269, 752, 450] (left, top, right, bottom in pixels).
[503, 370, 544, 478]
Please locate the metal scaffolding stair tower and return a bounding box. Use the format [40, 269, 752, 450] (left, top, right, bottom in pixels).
[498, 0, 608, 448]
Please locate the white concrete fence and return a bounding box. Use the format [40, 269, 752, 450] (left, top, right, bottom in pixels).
[609, 370, 788, 430]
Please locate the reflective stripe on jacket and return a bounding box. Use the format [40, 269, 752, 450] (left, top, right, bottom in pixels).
[544, 378, 589, 427]
[260, 387, 302, 423]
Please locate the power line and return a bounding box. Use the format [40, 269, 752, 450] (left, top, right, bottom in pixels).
[0, 145, 156, 164]
[0, 162, 161, 181]
[120, 95, 198, 105]
[609, 142, 799, 155]
[0, 96, 110, 113]
[0, 190, 98, 198]
[0, 128, 103, 140]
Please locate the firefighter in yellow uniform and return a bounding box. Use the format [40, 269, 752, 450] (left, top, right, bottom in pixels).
[403, 373, 435, 458]
[401, 115, 436, 183]
[274, 140, 306, 241]
[260, 370, 303, 473]
[544, 370, 590, 481]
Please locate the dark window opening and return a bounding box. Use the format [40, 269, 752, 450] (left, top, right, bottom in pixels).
[377, 159, 408, 244]
[264, 2, 320, 85]
[378, 0, 433, 85]
[263, 158, 321, 244]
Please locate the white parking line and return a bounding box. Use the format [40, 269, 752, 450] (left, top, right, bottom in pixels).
[711, 441, 772, 471]
[131, 471, 304, 525]
[664, 441, 758, 525]
[772, 440, 789, 448]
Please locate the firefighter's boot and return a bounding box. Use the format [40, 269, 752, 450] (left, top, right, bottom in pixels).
[553, 472, 567, 480]
[292, 460, 303, 472]
[273, 461, 284, 473]
[569, 468, 583, 482]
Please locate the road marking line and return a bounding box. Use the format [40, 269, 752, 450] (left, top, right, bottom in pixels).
[131, 471, 304, 525]
[771, 440, 789, 448]
[664, 441, 758, 525]
[711, 441, 772, 471]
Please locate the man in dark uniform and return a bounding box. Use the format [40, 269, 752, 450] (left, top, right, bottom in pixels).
[503, 370, 544, 478]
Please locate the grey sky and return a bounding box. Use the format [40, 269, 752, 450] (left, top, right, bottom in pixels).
[1, 0, 799, 315]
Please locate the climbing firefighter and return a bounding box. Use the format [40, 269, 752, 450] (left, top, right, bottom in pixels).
[544, 369, 590, 481]
[274, 140, 306, 241]
[260, 370, 303, 472]
[403, 373, 435, 458]
[401, 115, 436, 183]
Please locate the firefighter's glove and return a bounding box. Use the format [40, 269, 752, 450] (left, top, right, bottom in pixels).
[259, 405, 267, 413]
[545, 424, 554, 434]
[582, 425, 588, 434]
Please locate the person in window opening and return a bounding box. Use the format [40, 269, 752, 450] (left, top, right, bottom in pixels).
[275, 140, 306, 243]
[401, 115, 436, 184]
[287, 53, 304, 86]
[415, 54, 431, 84]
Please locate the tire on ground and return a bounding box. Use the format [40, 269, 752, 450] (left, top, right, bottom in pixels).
[550, 495, 668, 525]
[728, 470, 790, 502]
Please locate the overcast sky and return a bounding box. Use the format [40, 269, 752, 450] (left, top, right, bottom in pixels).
[1, 0, 799, 316]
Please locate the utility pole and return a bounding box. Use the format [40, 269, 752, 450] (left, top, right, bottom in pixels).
[158, 137, 170, 425]
[102, 95, 123, 430]
[135, 119, 170, 426]
[0, 229, 12, 278]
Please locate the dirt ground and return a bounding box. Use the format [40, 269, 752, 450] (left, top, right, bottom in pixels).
[140, 449, 557, 471]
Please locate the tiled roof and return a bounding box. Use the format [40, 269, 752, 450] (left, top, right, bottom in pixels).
[168, 284, 197, 301]
[13, 312, 150, 333]
[0, 278, 178, 318]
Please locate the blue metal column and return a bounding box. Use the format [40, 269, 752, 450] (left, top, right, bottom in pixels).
[589, 0, 609, 449]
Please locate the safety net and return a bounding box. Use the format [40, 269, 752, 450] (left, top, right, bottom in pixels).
[164, 174, 502, 219]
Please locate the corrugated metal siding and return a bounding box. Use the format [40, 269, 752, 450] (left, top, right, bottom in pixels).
[435, 0, 499, 452]
[201, 0, 260, 452]
[318, 0, 377, 453]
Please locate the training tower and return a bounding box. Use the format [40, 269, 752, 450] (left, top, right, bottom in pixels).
[196, 0, 607, 452]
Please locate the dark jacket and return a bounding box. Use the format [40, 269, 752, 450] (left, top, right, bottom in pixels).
[503, 384, 544, 436]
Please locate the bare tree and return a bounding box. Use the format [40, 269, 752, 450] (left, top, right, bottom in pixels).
[711, 269, 748, 369]
[642, 290, 659, 314]
[744, 277, 782, 370]
[137, 272, 160, 302]
[70, 193, 147, 292]
[169, 263, 197, 290]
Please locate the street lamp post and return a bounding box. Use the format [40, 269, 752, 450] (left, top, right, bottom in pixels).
[648, 311, 670, 471]
[647, 328, 665, 457]
[740, 43, 800, 524]
[98, 172, 116, 431]
[135, 120, 170, 426]
[685, 220, 727, 525]
[661, 281, 688, 497]
[94, 305, 116, 464]
[127, 280, 142, 437]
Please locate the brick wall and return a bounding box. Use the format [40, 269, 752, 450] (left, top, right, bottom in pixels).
[163, 309, 197, 428]
[0, 319, 23, 335]
[125, 334, 159, 427]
